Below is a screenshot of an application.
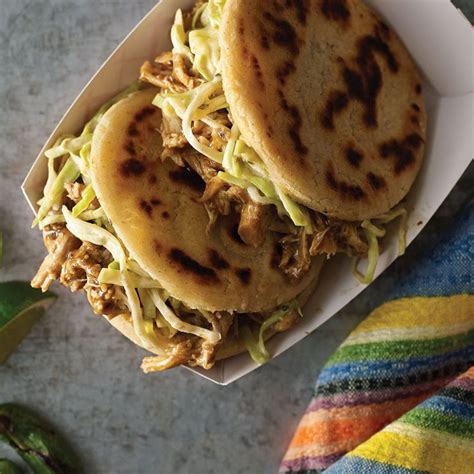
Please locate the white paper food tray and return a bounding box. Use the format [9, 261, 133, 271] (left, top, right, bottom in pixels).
[22, 0, 473, 384]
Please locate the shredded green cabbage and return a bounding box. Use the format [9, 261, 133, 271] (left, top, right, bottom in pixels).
[72, 184, 95, 217]
[38, 207, 106, 230]
[137, 288, 176, 338]
[352, 205, 408, 284]
[189, 29, 219, 81]
[207, 0, 226, 28]
[217, 171, 249, 189]
[32, 159, 80, 227]
[191, 3, 207, 29]
[171, 9, 193, 62]
[42, 150, 59, 201]
[98, 268, 161, 289]
[137, 288, 157, 320]
[149, 289, 220, 343]
[63, 206, 165, 353]
[34, 82, 142, 229]
[241, 300, 301, 365]
[152, 0, 310, 228]
[80, 208, 106, 221]
[36, 139, 63, 209]
[240, 325, 268, 365]
[44, 135, 92, 160]
[376, 207, 408, 256]
[108, 261, 120, 270]
[352, 222, 380, 285]
[221, 123, 240, 173]
[188, 0, 224, 79]
[275, 187, 312, 228]
[181, 77, 225, 163]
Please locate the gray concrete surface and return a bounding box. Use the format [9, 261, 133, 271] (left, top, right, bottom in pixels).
[1, 1, 472, 473]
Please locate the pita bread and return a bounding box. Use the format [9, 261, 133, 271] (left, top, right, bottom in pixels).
[91, 89, 323, 312]
[220, 0, 427, 220]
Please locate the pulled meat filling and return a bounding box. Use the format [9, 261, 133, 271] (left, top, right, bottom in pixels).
[60, 242, 128, 318]
[31, 185, 239, 370]
[238, 202, 271, 248]
[140, 52, 199, 94]
[31, 224, 81, 292]
[140, 49, 370, 279]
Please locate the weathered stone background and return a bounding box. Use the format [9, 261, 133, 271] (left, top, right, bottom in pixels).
[0, 2, 472, 472]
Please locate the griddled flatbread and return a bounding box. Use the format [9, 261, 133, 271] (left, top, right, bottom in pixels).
[220, 0, 427, 220]
[91, 89, 323, 312]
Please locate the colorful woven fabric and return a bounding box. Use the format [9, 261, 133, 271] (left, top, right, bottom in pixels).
[280, 204, 473, 473]
[325, 368, 474, 474]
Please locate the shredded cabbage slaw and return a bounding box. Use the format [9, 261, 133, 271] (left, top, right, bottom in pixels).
[32, 82, 300, 365]
[153, 0, 311, 230]
[154, 0, 408, 284]
[352, 206, 408, 284]
[32, 84, 227, 358]
[241, 299, 302, 365]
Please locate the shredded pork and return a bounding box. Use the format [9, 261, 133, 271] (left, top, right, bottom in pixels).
[31, 224, 81, 292]
[141, 310, 235, 372]
[32, 184, 238, 370]
[279, 229, 311, 281]
[139, 48, 370, 279]
[60, 242, 128, 318]
[238, 202, 270, 248]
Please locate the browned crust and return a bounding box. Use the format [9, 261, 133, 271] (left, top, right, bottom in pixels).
[221, 0, 427, 220]
[91, 90, 321, 312]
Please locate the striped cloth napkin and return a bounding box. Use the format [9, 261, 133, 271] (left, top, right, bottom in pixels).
[280, 203, 474, 473]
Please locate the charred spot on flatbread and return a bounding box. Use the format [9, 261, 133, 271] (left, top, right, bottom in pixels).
[123, 140, 136, 156]
[379, 132, 423, 175]
[235, 268, 252, 285]
[345, 145, 364, 168]
[139, 199, 153, 217]
[251, 54, 265, 90]
[208, 249, 230, 270]
[168, 166, 205, 194]
[120, 158, 146, 177]
[277, 89, 308, 158]
[134, 106, 156, 122]
[276, 60, 296, 86]
[321, 91, 349, 129]
[290, 0, 309, 24]
[367, 172, 386, 190]
[127, 123, 139, 137]
[320, 0, 350, 23]
[262, 11, 300, 54]
[337, 26, 399, 129]
[326, 165, 366, 201]
[168, 248, 219, 285]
